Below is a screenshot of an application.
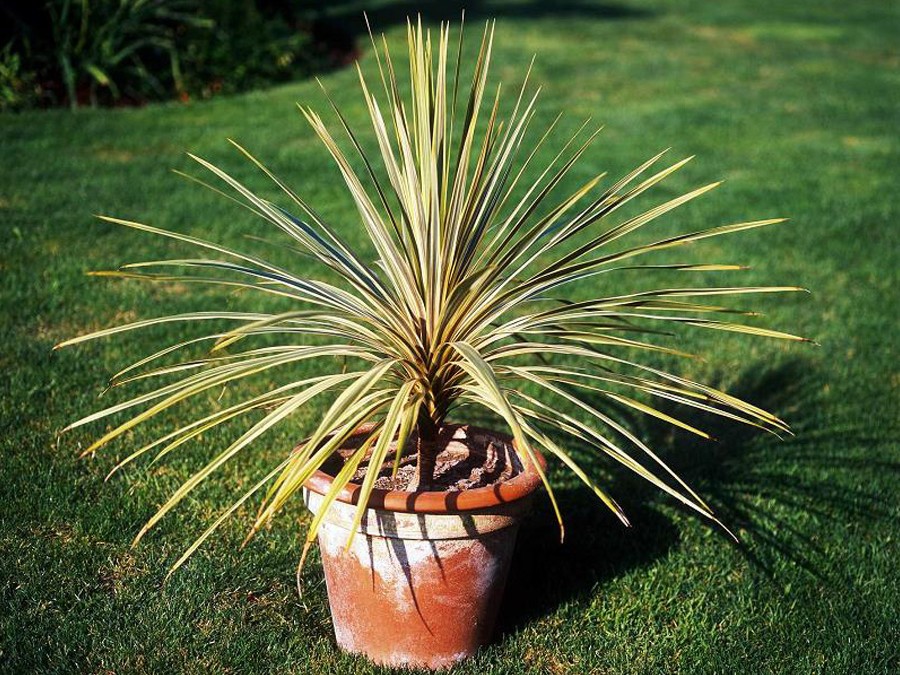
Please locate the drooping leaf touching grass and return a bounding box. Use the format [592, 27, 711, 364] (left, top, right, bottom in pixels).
[60, 18, 807, 574]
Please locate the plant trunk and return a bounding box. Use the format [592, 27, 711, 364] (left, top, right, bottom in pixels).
[410, 411, 439, 492]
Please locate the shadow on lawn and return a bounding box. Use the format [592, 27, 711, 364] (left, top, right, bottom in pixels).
[323, 0, 653, 37]
[498, 486, 679, 635]
[497, 357, 896, 634]
[641, 359, 897, 579]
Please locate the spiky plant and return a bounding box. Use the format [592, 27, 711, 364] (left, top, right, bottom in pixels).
[58, 19, 808, 574]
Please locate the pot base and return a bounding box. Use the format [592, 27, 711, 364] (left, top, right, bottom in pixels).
[315, 513, 520, 669]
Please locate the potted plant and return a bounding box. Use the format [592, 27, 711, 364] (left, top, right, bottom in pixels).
[58, 18, 808, 670]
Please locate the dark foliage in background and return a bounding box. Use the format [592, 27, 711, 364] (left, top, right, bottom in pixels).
[0, 0, 356, 109]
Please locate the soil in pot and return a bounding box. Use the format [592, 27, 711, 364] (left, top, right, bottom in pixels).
[324, 424, 525, 492]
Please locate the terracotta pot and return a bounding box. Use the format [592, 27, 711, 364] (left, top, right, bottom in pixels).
[302, 424, 544, 670]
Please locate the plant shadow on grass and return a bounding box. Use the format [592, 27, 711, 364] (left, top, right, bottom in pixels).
[496, 357, 897, 635]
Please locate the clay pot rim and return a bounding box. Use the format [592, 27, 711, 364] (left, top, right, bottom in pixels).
[302, 423, 545, 514]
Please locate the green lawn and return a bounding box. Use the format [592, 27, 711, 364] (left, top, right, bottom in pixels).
[2, 1, 898, 672]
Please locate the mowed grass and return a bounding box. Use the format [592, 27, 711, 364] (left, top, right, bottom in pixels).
[1, 0, 898, 672]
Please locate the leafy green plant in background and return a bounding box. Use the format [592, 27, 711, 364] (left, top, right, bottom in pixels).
[44, 0, 210, 107]
[58, 18, 809, 574]
[176, 0, 319, 100]
[0, 0, 330, 109]
[0, 41, 38, 110]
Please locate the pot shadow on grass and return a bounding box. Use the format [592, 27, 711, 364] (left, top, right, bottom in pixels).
[495, 357, 897, 635]
[497, 483, 680, 635]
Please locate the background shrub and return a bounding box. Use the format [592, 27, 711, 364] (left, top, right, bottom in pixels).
[0, 41, 39, 110]
[0, 0, 343, 109]
[176, 0, 323, 100]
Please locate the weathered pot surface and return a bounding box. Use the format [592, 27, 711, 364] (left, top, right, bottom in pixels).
[302, 424, 544, 670]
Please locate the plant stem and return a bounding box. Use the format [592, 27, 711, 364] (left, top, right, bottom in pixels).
[410, 410, 439, 492]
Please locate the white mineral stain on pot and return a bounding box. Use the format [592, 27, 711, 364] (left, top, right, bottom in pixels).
[318, 516, 514, 648]
[319, 519, 479, 609]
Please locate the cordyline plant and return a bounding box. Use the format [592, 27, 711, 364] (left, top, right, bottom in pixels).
[58, 19, 808, 575]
